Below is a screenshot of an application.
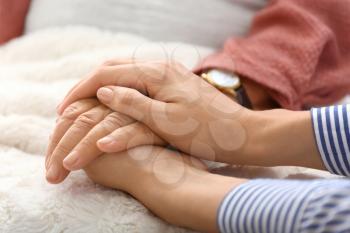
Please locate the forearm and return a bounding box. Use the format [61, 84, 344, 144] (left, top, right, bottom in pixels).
[245, 109, 325, 170]
[231, 108, 324, 169]
[240, 105, 350, 176]
[84, 146, 246, 232]
[130, 169, 246, 233]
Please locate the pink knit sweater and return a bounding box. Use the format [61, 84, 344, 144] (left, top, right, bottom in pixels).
[1, 0, 350, 110]
[0, 0, 30, 44]
[197, 0, 350, 110]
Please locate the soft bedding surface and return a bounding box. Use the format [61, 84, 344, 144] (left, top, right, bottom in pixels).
[0, 27, 339, 233]
[25, 0, 267, 48]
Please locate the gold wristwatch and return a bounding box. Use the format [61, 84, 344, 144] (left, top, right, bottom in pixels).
[201, 69, 252, 108]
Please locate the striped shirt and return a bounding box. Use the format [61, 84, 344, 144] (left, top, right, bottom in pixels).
[218, 105, 350, 233]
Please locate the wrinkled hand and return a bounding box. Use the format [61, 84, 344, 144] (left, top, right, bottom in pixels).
[46, 98, 164, 184]
[57, 60, 252, 163]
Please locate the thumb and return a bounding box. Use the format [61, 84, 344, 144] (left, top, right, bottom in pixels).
[97, 86, 162, 125]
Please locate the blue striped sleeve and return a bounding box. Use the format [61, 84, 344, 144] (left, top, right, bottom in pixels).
[300, 181, 350, 233]
[217, 179, 350, 233]
[311, 105, 350, 176]
[217, 179, 318, 233]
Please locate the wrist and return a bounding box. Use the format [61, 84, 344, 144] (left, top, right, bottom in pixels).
[240, 77, 278, 110]
[133, 167, 246, 233]
[245, 109, 325, 169]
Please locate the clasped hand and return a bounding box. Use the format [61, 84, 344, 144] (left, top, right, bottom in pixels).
[44, 59, 324, 233]
[46, 59, 254, 184]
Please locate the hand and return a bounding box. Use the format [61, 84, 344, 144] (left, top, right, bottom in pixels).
[56, 60, 325, 169]
[84, 146, 246, 233]
[46, 98, 164, 184]
[56, 60, 254, 164]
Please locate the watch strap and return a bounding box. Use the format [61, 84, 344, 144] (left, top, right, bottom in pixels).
[235, 85, 252, 109]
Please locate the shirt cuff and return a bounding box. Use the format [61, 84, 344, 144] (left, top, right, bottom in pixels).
[311, 105, 350, 176]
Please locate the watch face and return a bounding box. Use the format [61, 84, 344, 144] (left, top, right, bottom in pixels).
[207, 70, 240, 88]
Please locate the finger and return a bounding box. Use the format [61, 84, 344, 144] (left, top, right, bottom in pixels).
[97, 86, 165, 125]
[46, 105, 111, 184]
[57, 59, 146, 115]
[46, 99, 99, 170]
[62, 112, 135, 171]
[56, 79, 87, 113]
[56, 57, 132, 113]
[100, 59, 145, 66]
[97, 122, 166, 153]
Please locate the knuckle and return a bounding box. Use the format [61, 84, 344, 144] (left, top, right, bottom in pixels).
[172, 60, 184, 68]
[127, 88, 139, 99]
[61, 104, 81, 121]
[149, 61, 174, 82]
[74, 113, 99, 130]
[120, 89, 138, 105]
[93, 68, 104, 79]
[139, 60, 186, 84]
[157, 60, 171, 71]
[101, 113, 131, 132]
[79, 137, 95, 149]
[99, 120, 117, 133]
[54, 144, 72, 157]
[49, 137, 60, 150]
[90, 66, 107, 80]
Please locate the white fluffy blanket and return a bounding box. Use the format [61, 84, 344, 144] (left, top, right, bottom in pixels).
[0, 27, 338, 233]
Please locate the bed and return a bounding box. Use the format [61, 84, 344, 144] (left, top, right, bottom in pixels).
[0, 26, 341, 233]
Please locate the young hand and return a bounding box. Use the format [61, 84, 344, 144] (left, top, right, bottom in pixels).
[84, 146, 246, 233]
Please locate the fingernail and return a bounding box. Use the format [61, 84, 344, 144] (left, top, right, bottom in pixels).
[98, 136, 114, 145]
[46, 165, 60, 183]
[63, 151, 80, 169]
[97, 88, 114, 103]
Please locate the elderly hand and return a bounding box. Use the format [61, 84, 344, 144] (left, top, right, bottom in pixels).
[46, 98, 164, 184]
[56, 60, 256, 164]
